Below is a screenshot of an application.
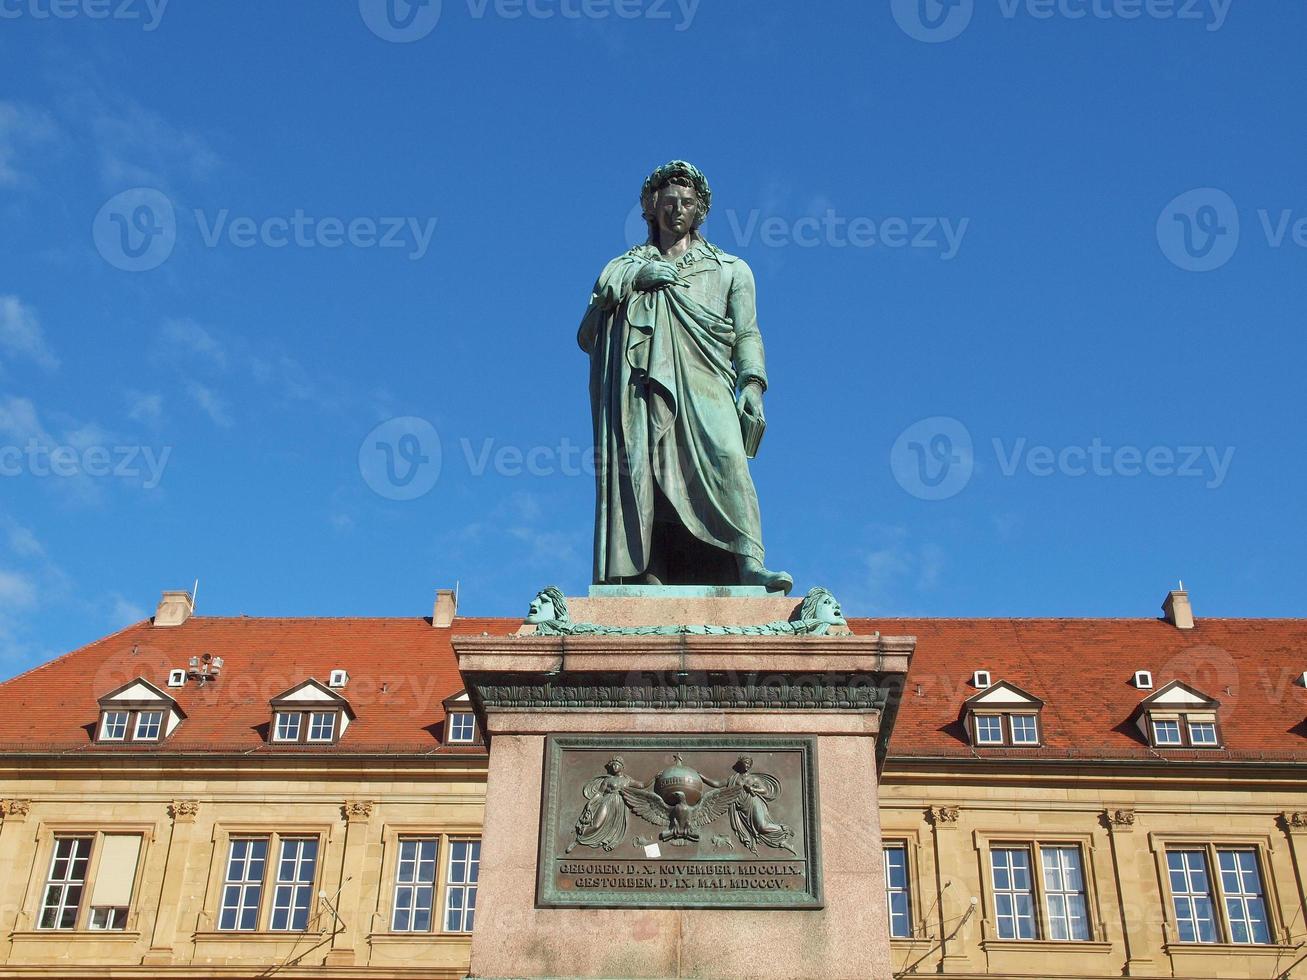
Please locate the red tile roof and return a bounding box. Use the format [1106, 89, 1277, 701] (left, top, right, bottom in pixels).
[0, 615, 1303, 763]
[872, 617, 1307, 763]
[0, 616, 505, 755]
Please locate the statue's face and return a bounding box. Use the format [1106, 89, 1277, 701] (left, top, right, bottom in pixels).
[607, 760, 624, 775]
[813, 593, 845, 625]
[526, 592, 556, 624]
[654, 183, 699, 239]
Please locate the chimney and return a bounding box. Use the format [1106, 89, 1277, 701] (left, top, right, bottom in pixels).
[433, 588, 457, 628]
[1162, 583, 1194, 630]
[154, 590, 194, 627]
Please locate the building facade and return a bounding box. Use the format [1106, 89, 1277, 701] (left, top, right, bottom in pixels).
[0, 587, 1303, 978]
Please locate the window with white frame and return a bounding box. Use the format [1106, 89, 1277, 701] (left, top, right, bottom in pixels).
[98, 707, 168, 742]
[99, 711, 129, 742]
[987, 842, 1093, 942]
[884, 843, 912, 938]
[1009, 714, 1040, 745]
[219, 838, 268, 931]
[975, 715, 1005, 745]
[1040, 845, 1090, 940]
[273, 712, 301, 742]
[1166, 846, 1270, 944]
[444, 839, 480, 933]
[991, 847, 1038, 939]
[270, 838, 319, 931]
[218, 835, 322, 932]
[1148, 713, 1222, 749]
[448, 712, 476, 744]
[973, 712, 1041, 747]
[39, 833, 143, 931]
[307, 711, 337, 743]
[270, 709, 340, 745]
[1152, 718, 1182, 745]
[387, 834, 483, 934]
[39, 837, 92, 930]
[391, 837, 439, 932]
[134, 710, 165, 741]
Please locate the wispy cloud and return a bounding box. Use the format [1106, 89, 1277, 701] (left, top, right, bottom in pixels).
[125, 390, 164, 426]
[187, 382, 232, 428]
[0, 569, 38, 611]
[48, 66, 218, 192]
[0, 296, 59, 371]
[850, 524, 947, 615]
[0, 395, 53, 445]
[107, 593, 146, 628]
[158, 318, 226, 369]
[0, 101, 59, 187]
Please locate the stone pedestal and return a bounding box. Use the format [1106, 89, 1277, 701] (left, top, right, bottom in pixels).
[454, 591, 912, 980]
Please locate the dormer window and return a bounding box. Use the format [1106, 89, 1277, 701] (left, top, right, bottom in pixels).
[95, 678, 184, 744]
[441, 690, 482, 747]
[268, 680, 354, 746]
[961, 680, 1045, 748]
[1136, 680, 1222, 749]
[448, 712, 475, 743]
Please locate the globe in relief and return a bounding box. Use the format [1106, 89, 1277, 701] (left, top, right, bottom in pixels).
[654, 754, 703, 807]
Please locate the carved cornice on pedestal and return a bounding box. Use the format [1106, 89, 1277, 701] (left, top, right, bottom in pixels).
[928, 805, 960, 827]
[343, 800, 375, 822]
[169, 800, 200, 823]
[1107, 808, 1136, 832]
[1283, 811, 1307, 835]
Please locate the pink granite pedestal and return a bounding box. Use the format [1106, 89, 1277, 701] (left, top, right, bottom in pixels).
[454, 599, 912, 980]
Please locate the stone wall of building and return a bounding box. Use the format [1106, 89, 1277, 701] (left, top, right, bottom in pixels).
[0, 759, 485, 978]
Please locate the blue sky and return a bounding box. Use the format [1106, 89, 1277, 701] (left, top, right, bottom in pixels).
[1, 0, 1303, 675]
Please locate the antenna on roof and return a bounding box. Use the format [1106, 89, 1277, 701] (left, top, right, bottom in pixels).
[1178, 579, 1185, 591]
[192, 579, 200, 612]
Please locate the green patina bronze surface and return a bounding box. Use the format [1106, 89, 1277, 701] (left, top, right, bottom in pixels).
[579, 160, 792, 594]
[538, 735, 822, 910]
[522, 585, 849, 637]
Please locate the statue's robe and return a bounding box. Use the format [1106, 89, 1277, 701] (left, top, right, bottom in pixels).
[578, 239, 768, 584]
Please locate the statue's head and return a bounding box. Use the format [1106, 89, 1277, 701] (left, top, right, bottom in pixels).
[799, 587, 845, 626]
[734, 755, 754, 773]
[526, 586, 568, 625]
[605, 756, 625, 775]
[640, 160, 712, 243]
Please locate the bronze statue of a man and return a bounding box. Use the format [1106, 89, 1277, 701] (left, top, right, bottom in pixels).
[578, 161, 791, 593]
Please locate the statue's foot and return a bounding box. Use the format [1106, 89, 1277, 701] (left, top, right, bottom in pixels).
[637, 570, 664, 586]
[738, 557, 793, 595]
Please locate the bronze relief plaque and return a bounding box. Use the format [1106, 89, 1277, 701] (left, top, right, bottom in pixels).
[538, 735, 821, 909]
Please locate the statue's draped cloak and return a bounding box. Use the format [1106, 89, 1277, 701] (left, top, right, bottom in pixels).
[578, 241, 768, 583]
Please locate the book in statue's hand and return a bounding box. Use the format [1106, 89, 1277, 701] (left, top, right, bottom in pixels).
[739, 409, 766, 459]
